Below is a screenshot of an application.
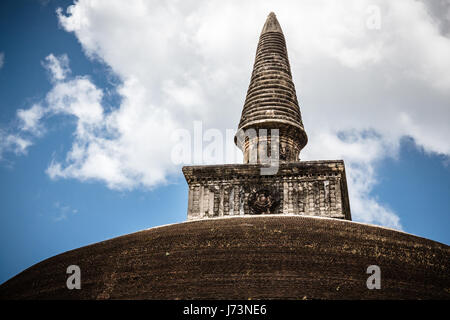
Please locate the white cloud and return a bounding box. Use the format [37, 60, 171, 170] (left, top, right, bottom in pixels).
[42, 53, 70, 81]
[17, 104, 46, 135]
[0, 130, 32, 159]
[7, 0, 450, 230]
[45, 76, 180, 189]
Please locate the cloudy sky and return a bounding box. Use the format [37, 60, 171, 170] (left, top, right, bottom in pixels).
[1, 0, 449, 284]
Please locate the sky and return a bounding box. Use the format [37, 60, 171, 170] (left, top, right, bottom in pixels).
[0, 0, 449, 284]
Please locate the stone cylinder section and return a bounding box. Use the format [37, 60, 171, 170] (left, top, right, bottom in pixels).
[182, 161, 351, 221]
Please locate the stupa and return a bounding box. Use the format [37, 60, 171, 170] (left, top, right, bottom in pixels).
[0, 12, 448, 300]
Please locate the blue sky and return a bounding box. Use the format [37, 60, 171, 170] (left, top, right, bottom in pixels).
[0, 0, 186, 283]
[0, 0, 449, 284]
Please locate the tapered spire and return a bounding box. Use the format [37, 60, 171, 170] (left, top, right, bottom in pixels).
[235, 12, 307, 163]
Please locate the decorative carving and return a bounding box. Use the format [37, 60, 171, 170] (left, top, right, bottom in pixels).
[183, 161, 350, 220]
[248, 187, 280, 214]
[280, 145, 289, 161]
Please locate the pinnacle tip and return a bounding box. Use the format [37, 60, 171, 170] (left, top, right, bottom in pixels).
[261, 11, 283, 35]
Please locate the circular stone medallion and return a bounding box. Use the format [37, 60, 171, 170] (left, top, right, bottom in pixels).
[248, 187, 280, 214]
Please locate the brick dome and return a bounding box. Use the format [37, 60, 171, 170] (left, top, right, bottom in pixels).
[1, 216, 448, 299]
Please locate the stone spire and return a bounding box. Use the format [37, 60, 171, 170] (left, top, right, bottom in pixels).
[183, 12, 350, 222]
[235, 12, 307, 163]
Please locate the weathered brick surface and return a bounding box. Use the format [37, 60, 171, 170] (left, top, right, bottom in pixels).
[1, 216, 448, 300]
[183, 161, 351, 221]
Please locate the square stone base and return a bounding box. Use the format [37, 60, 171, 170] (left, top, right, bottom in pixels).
[182, 160, 351, 221]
